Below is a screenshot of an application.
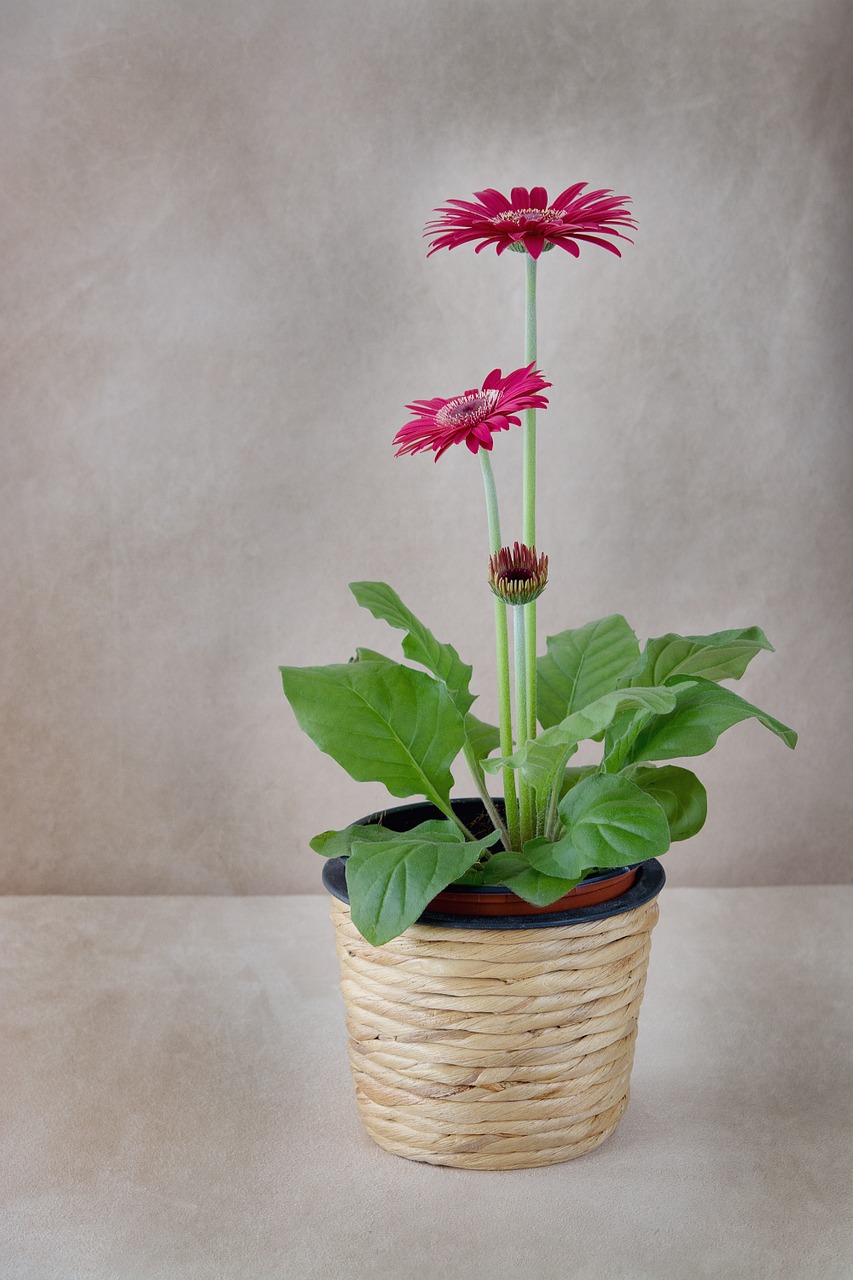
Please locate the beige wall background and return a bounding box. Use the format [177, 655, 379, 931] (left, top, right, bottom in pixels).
[1, 0, 850, 894]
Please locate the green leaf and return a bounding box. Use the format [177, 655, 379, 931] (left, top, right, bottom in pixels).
[629, 675, 798, 763]
[525, 774, 671, 879]
[464, 713, 501, 764]
[280, 660, 464, 806]
[626, 765, 708, 841]
[605, 626, 776, 771]
[558, 773, 671, 866]
[536, 615, 640, 729]
[350, 581, 476, 716]
[345, 821, 497, 945]
[480, 851, 583, 906]
[309, 825, 385, 858]
[621, 626, 773, 687]
[548, 686, 677, 751]
[310, 823, 411, 859]
[602, 708, 653, 774]
[484, 686, 676, 809]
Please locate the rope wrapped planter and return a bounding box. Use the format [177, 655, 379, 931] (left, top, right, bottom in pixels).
[328, 881, 662, 1170]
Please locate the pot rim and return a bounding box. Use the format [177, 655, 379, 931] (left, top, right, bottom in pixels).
[322, 857, 664, 929]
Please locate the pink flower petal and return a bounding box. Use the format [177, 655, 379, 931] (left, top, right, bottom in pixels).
[551, 237, 581, 256]
[552, 182, 588, 209]
[570, 233, 623, 256]
[474, 188, 512, 213]
[524, 232, 546, 259]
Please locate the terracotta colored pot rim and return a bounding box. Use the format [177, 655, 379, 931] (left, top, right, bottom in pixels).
[427, 866, 638, 917]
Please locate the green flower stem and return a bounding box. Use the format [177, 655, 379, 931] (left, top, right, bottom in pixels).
[523, 252, 539, 749]
[523, 252, 538, 546]
[479, 447, 502, 550]
[479, 450, 520, 849]
[513, 605, 534, 845]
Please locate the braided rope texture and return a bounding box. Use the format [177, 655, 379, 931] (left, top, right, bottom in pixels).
[331, 896, 659, 1169]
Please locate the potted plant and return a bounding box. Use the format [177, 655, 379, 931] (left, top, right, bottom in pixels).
[280, 184, 796, 1169]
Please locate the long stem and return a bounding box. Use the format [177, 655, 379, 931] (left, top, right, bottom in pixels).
[523, 252, 538, 546]
[480, 448, 502, 551]
[523, 252, 539, 749]
[480, 450, 520, 849]
[513, 606, 533, 845]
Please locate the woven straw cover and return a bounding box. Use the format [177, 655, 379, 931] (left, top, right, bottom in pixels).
[330, 895, 659, 1169]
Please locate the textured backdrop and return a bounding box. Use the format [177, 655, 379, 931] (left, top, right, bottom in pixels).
[1, 0, 851, 893]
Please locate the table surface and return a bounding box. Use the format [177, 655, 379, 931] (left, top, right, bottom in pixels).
[2, 887, 851, 1280]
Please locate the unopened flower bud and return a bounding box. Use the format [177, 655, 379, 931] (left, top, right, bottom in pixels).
[488, 542, 549, 605]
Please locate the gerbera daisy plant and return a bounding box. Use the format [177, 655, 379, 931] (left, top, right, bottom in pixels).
[281, 182, 796, 946]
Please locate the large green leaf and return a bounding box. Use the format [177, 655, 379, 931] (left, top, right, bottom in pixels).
[280, 660, 464, 806]
[347, 648, 499, 772]
[621, 626, 773, 687]
[629, 676, 797, 763]
[345, 821, 497, 945]
[536, 615, 640, 729]
[350, 581, 475, 716]
[524, 773, 671, 879]
[626, 764, 708, 841]
[484, 686, 676, 808]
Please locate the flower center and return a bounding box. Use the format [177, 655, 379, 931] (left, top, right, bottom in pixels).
[435, 390, 499, 429]
[490, 207, 563, 227]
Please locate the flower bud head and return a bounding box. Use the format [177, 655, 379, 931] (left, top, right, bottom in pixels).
[488, 542, 549, 605]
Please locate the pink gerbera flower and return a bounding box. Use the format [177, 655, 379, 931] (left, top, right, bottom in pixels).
[393, 364, 550, 461]
[425, 184, 636, 261]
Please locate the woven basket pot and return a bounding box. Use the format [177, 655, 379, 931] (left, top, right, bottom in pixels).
[322, 801, 665, 1171]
